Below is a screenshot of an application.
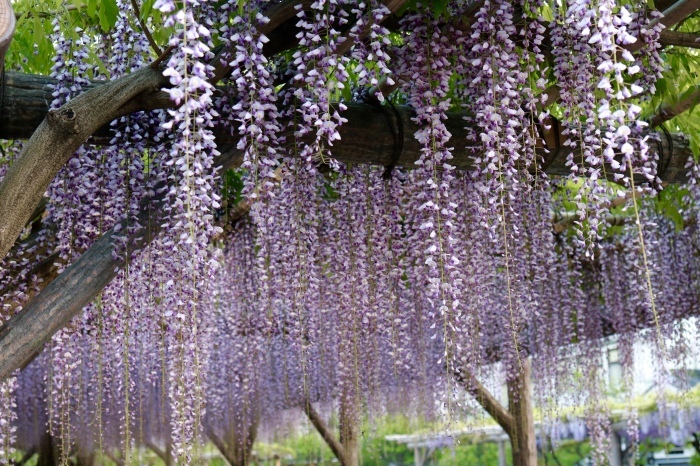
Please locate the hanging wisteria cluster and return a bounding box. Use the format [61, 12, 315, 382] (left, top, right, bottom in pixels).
[3, 0, 700, 465]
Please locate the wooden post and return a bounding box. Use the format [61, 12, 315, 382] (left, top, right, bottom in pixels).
[35, 430, 57, 466]
[413, 447, 424, 466]
[497, 439, 507, 466]
[507, 358, 537, 466]
[609, 431, 623, 466]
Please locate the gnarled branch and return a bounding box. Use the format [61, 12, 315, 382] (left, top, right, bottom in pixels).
[304, 400, 348, 466]
[453, 368, 515, 436]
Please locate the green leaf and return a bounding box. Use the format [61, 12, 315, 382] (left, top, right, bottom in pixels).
[430, 0, 449, 16]
[655, 77, 667, 96]
[397, 0, 417, 15]
[141, 0, 157, 20]
[87, 0, 97, 19]
[32, 16, 43, 48]
[87, 49, 109, 79]
[97, 0, 119, 31]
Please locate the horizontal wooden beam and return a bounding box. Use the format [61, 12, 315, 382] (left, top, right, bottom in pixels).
[0, 72, 694, 184]
[659, 30, 700, 49]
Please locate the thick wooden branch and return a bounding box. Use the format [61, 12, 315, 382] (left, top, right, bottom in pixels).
[0, 85, 693, 382]
[655, 0, 700, 30]
[650, 85, 700, 128]
[103, 450, 125, 466]
[205, 427, 237, 466]
[452, 368, 515, 436]
[144, 442, 169, 465]
[0, 203, 157, 380]
[303, 401, 348, 466]
[660, 30, 700, 49]
[0, 0, 300, 261]
[0, 145, 244, 381]
[624, 0, 700, 52]
[0, 67, 170, 259]
[0, 0, 696, 382]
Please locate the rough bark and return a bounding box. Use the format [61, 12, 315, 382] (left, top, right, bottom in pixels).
[0, 0, 407, 262]
[0, 211, 148, 379]
[656, 1, 700, 29]
[205, 413, 259, 466]
[507, 358, 537, 466]
[624, 0, 700, 53]
[660, 30, 700, 49]
[650, 85, 700, 128]
[1, 0, 696, 262]
[0, 105, 694, 380]
[74, 451, 96, 466]
[145, 441, 173, 466]
[0, 0, 306, 261]
[102, 450, 124, 466]
[453, 362, 536, 465]
[207, 430, 236, 466]
[35, 430, 57, 466]
[0, 0, 696, 385]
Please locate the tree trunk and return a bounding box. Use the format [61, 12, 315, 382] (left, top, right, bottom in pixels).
[223, 411, 259, 466]
[74, 451, 95, 466]
[165, 441, 174, 466]
[145, 441, 173, 466]
[0, 143, 244, 381]
[304, 402, 346, 464]
[507, 358, 537, 466]
[301, 393, 362, 466]
[35, 430, 57, 466]
[339, 397, 360, 466]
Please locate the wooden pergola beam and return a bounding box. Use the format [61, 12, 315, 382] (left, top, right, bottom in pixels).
[659, 30, 700, 49]
[0, 72, 694, 184]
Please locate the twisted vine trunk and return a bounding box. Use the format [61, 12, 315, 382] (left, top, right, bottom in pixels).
[206, 413, 259, 466]
[454, 359, 536, 466]
[35, 430, 58, 466]
[507, 358, 537, 466]
[304, 397, 360, 466]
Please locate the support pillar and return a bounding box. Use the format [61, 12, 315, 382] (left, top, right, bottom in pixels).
[498, 440, 507, 466]
[609, 431, 623, 466]
[507, 358, 537, 466]
[339, 397, 360, 466]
